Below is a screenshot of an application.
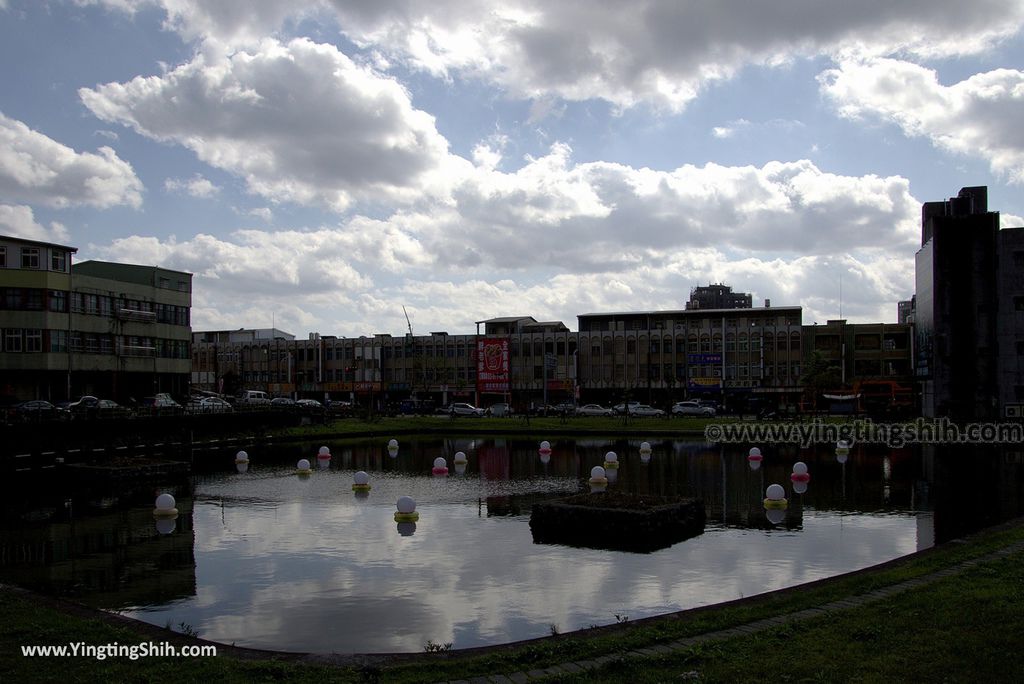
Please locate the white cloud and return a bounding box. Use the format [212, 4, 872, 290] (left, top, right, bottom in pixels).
[1003, 212, 1024, 229]
[0, 204, 71, 243]
[0, 112, 143, 209]
[164, 173, 220, 198]
[96, 1, 1024, 111]
[820, 59, 1024, 183]
[82, 153, 919, 333]
[79, 38, 464, 211]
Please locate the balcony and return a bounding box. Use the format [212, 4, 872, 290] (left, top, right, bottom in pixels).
[117, 308, 156, 323]
[120, 345, 156, 357]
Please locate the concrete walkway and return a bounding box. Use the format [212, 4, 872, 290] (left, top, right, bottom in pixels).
[440, 539, 1024, 684]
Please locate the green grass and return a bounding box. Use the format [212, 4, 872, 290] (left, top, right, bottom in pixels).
[4, 521, 1023, 683]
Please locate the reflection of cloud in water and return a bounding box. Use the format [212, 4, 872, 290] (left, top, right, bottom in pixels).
[121, 454, 930, 653]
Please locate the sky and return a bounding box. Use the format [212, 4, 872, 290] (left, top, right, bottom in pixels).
[2, 1, 1023, 337]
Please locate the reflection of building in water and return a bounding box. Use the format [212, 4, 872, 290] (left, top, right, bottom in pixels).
[0, 502, 196, 610]
[921, 444, 1024, 544]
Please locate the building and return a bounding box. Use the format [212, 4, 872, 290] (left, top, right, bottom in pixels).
[0, 235, 192, 403]
[897, 297, 915, 325]
[576, 305, 803, 410]
[685, 284, 752, 310]
[801, 319, 915, 414]
[915, 186, 1000, 419]
[997, 227, 1024, 416]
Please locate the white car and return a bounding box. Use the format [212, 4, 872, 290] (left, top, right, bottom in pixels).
[612, 401, 641, 415]
[296, 399, 323, 408]
[449, 402, 484, 417]
[672, 401, 716, 417]
[576, 404, 613, 417]
[630, 404, 666, 417]
[190, 396, 233, 413]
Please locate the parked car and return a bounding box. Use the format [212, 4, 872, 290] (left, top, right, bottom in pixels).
[12, 400, 69, 422]
[95, 399, 132, 419]
[449, 402, 484, 417]
[139, 393, 183, 415]
[611, 401, 641, 415]
[672, 400, 716, 417]
[67, 395, 108, 419]
[189, 396, 233, 413]
[485, 402, 513, 417]
[576, 403, 613, 417]
[296, 399, 323, 409]
[270, 397, 296, 407]
[630, 404, 666, 417]
[326, 399, 352, 416]
[236, 390, 271, 407]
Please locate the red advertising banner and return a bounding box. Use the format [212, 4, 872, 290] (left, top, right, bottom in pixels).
[476, 338, 509, 393]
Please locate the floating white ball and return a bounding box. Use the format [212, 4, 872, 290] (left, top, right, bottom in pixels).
[539, 440, 551, 450]
[591, 466, 606, 480]
[604, 451, 618, 463]
[353, 471, 369, 485]
[765, 484, 786, 501]
[433, 457, 447, 469]
[454, 451, 467, 464]
[297, 458, 311, 471]
[235, 450, 249, 462]
[388, 438, 399, 448]
[640, 441, 651, 453]
[155, 493, 176, 511]
[318, 446, 330, 456]
[396, 496, 416, 514]
[793, 461, 808, 475]
[749, 447, 762, 458]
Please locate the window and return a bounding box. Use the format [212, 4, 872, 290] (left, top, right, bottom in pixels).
[4, 329, 22, 352]
[21, 248, 39, 269]
[48, 290, 67, 312]
[25, 289, 43, 311]
[25, 329, 42, 352]
[51, 251, 66, 272]
[49, 329, 67, 353]
[0, 246, 5, 267]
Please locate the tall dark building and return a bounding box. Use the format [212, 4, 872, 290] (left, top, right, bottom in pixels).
[685, 284, 752, 310]
[915, 186, 999, 419]
[997, 228, 1024, 415]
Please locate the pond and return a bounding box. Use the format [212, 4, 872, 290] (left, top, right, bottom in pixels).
[1, 436, 1022, 653]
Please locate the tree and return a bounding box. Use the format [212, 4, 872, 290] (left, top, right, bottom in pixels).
[800, 351, 843, 411]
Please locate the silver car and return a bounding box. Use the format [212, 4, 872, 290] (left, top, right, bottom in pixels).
[576, 404, 613, 416]
[449, 402, 484, 416]
[672, 401, 716, 417]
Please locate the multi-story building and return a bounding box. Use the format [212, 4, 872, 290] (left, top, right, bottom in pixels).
[576, 305, 804, 410]
[997, 227, 1024, 417]
[915, 186, 1000, 419]
[192, 329, 482, 408]
[685, 284, 753, 310]
[897, 297, 915, 325]
[801, 319, 915, 414]
[0, 235, 192, 402]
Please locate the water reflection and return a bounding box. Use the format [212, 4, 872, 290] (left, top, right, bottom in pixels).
[0, 438, 1022, 654]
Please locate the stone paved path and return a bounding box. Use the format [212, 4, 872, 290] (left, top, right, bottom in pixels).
[440, 539, 1024, 683]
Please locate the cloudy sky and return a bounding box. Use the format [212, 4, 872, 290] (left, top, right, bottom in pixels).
[2, 1, 1023, 336]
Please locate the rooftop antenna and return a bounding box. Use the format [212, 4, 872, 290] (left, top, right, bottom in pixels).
[839, 269, 843, 319]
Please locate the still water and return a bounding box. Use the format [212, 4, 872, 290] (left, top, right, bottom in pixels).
[1, 436, 1022, 653]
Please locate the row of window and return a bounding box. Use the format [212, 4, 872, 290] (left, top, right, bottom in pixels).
[0, 329, 189, 359]
[0, 287, 189, 325]
[0, 246, 68, 272]
[580, 317, 801, 332]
